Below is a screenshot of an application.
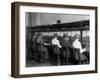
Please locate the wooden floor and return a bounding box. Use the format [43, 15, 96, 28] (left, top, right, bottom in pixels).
[26, 59, 52, 67]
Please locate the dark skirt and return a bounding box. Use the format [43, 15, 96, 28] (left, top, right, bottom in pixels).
[74, 51, 87, 61]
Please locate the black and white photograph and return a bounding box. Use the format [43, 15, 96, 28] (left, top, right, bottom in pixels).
[26, 13, 90, 67]
[11, 2, 97, 78]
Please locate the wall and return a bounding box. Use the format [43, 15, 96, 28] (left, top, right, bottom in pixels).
[0, 0, 100, 80]
[26, 13, 90, 26]
[40, 14, 89, 26]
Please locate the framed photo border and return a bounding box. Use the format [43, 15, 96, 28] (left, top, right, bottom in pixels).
[11, 2, 98, 78]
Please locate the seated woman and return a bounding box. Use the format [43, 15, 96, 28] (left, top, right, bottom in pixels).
[72, 34, 88, 64]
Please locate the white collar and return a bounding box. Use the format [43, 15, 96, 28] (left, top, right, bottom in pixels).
[75, 39, 79, 41]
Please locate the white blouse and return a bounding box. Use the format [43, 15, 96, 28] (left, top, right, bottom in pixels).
[72, 39, 86, 53]
[52, 37, 62, 48]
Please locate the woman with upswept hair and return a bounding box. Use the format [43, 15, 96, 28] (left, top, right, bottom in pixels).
[73, 34, 86, 53]
[36, 32, 49, 64]
[60, 33, 72, 65]
[72, 34, 88, 64]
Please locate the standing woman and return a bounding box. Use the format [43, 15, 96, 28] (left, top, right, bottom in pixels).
[72, 34, 87, 64]
[51, 33, 62, 65]
[36, 32, 49, 64]
[60, 33, 72, 65]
